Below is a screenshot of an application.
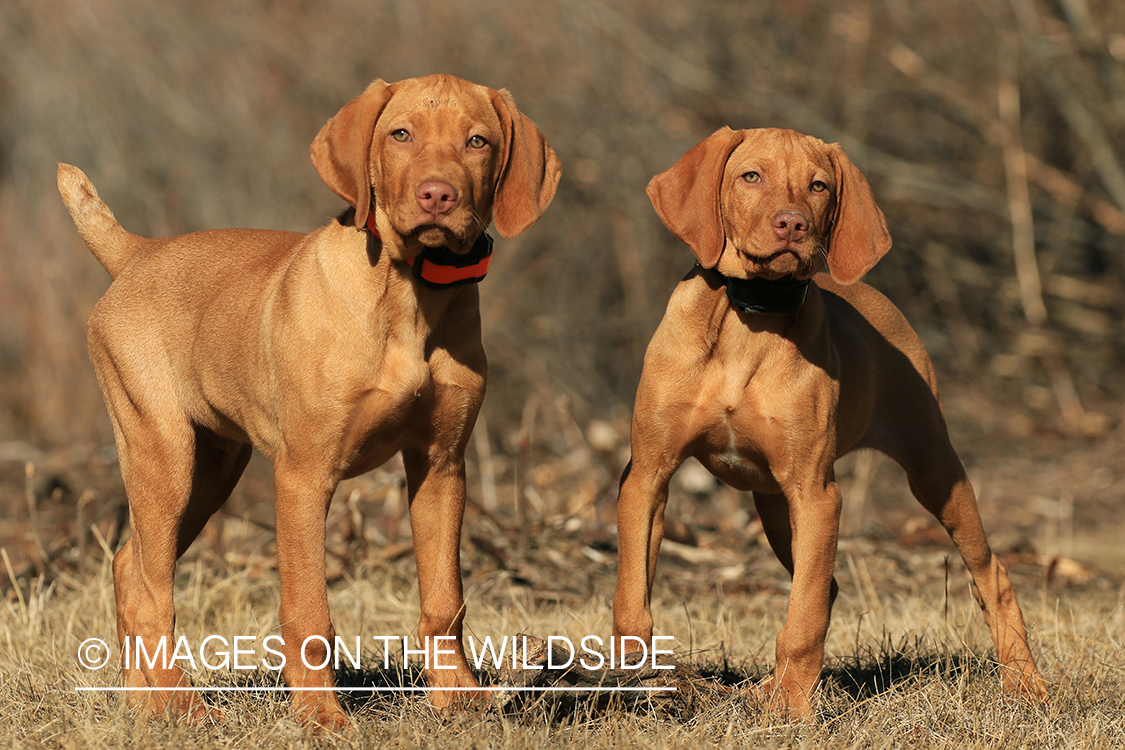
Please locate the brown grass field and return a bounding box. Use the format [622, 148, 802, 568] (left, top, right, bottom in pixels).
[2, 409, 1124, 749]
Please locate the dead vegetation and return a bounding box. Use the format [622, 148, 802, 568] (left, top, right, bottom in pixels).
[1, 0, 1124, 747]
[1, 491, 1123, 748]
[1, 398, 1123, 748]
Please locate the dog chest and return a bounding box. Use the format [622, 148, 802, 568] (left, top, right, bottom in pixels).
[682, 347, 824, 494]
[334, 357, 434, 464]
[693, 419, 781, 494]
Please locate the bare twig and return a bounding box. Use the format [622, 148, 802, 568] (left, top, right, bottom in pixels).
[997, 52, 1047, 328]
[923, 242, 981, 371]
[611, 214, 650, 327]
[2, 548, 28, 621]
[474, 414, 498, 512]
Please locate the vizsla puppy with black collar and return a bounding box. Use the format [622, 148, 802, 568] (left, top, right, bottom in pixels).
[58, 74, 560, 729]
[613, 127, 1047, 716]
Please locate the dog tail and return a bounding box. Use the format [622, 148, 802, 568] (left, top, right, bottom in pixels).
[57, 163, 144, 279]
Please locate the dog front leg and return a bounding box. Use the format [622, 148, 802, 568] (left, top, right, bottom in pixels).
[273, 460, 348, 732]
[613, 458, 678, 653]
[768, 479, 842, 718]
[402, 446, 481, 708]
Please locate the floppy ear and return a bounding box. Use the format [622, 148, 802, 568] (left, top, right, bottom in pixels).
[825, 143, 892, 284]
[489, 89, 562, 238]
[310, 79, 394, 230]
[646, 127, 743, 269]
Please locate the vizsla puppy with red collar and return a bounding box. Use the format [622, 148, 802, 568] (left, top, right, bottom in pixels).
[58, 74, 560, 729]
[613, 127, 1047, 716]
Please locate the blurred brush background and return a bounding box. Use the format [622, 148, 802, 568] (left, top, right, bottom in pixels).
[0, 0, 1123, 587]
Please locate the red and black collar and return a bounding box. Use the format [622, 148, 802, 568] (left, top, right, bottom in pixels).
[364, 211, 492, 290]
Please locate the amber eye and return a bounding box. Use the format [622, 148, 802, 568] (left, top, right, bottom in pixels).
[467, 135, 488, 149]
[391, 129, 411, 142]
[743, 171, 761, 183]
[811, 180, 828, 192]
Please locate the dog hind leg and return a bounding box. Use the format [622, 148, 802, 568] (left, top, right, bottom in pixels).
[111, 411, 214, 720]
[873, 405, 1048, 700]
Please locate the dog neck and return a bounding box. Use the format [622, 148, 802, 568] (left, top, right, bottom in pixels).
[361, 208, 493, 289]
[702, 266, 811, 315]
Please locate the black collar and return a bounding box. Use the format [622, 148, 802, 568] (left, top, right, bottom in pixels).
[706, 267, 811, 314]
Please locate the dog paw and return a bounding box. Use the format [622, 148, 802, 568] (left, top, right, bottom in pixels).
[132, 689, 223, 725]
[742, 674, 816, 722]
[437, 690, 494, 712]
[291, 694, 351, 733]
[175, 696, 225, 725]
[428, 685, 490, 710]
[308, 708, 351, 734]
[1004, 669, 1050, 703]
[425, 668, 487, 710]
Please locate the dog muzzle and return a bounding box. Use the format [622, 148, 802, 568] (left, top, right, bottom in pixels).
[365, 210, 492, 289]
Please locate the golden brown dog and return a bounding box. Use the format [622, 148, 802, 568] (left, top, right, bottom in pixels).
[613, 127, 1047, 716]
[58, 74, 560, 729]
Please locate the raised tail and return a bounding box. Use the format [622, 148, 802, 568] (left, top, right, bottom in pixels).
[57, 163, 143, 279]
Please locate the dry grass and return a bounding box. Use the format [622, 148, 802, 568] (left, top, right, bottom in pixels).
[2, 491, 1122, 749]
[3, 395, 1125, 748]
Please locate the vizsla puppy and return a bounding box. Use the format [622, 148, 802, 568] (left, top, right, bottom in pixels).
[613, 127, 1047, 716]
[58, 74, 560, 729]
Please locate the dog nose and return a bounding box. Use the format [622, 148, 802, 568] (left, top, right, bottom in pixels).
[416, 181, 458, 216]
[772, 211, 808, 242]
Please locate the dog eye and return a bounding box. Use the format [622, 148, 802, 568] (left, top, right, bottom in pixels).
[742, 171, 761, 183]
[811, 180, 828, 192]
[467, 135, 488, 149]
[391, 129, 411, 143]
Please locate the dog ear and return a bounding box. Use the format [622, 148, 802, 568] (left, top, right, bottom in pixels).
[310, 79, 394, 230]
[646, 127, 743, 269]
[490, 89, 562, 238]
[825, 144, 891, 284]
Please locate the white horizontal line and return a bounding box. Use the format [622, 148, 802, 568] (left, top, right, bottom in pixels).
[75, 686, 676, 693]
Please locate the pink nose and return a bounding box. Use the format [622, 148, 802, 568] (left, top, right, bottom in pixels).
[416, 181, 458, 216]
[772, 211, 808, 242]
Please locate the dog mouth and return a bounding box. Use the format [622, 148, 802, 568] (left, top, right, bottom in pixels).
[406, 224, 473, 253]
[744, 246, 798, 261]
[735, 244, 816, 280]
[738, 246, 800, 267]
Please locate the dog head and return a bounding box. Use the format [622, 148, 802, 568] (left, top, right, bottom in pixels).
[647, 127, 891, 285]
[311, 74, 561, 260]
